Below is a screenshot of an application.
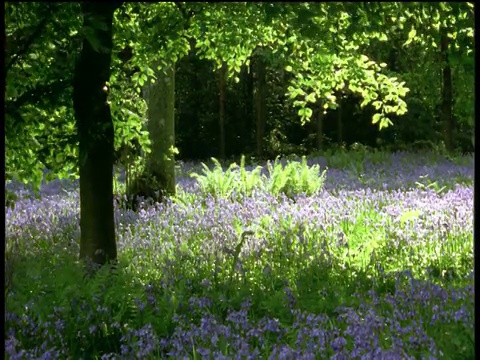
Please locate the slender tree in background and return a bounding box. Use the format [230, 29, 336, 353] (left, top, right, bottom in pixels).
[218, 62, 227, 160]
[440, 28, 454, 152]
[337, 96, 344, 144]
[253, 48, 267, 159]
[73, 2, 121, 264]
[315, 100, 325, 151]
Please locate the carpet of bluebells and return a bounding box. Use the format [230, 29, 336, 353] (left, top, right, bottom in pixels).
[5, 151, 474, 359]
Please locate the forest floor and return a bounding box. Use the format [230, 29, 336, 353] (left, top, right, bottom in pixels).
[5, 150, 474, 359]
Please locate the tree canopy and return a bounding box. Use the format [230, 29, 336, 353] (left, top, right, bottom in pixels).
[5, 1, 474, 207]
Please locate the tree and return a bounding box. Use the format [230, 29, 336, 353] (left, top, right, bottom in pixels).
[315, 100, 325, 151]
[73, 2, 122, 264]
[217, 62, 227, 160]
[365, 2, 474, 151]
[252, 47, 267, 158]
[111, 2, 192, 205]
[141, 64, 177, 198]
[440, 28, 454, 152]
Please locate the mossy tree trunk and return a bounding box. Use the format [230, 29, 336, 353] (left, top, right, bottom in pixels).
[73, 2, 121, 265]
[139, 64, 176, 199]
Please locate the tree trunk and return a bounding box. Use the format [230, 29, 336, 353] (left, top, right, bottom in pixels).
[141, 64, 176, 197]
[218, 62, 227, 160]
[73, 2, 121, 265]
[440, 29, 454, 152]
[337, 97, 343, 144]
[253, 49, 266, 159]
[237, 64, 252, 153]
[316, 101, 325, 151]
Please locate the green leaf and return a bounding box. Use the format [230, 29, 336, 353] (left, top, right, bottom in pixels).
[298, 107, 313, 120]
[305, 92, 316, 103]
[372, 101, 382, 110]
[379, 117, 393, 130]
[372, 113, 382, 124]
[404, 26, 417, 46]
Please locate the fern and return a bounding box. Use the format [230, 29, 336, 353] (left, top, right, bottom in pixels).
[191, 158, 239, 199]
[266, 157, 290, 197]
[191, 155, 327, 200]
[265, 156, 327, 198]
[238, 155, 263, 197]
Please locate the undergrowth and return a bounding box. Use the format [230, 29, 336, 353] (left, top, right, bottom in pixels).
[5, 151, 474, 359]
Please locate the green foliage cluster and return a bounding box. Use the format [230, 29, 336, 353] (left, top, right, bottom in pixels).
[5, 2, 474, 189]
[5, 3, 82, 188]
[190, 155, 327, 200]
[175, 2, 474, 159]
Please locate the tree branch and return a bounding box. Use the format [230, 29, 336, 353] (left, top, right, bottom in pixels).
[5, 79, 71, 119]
